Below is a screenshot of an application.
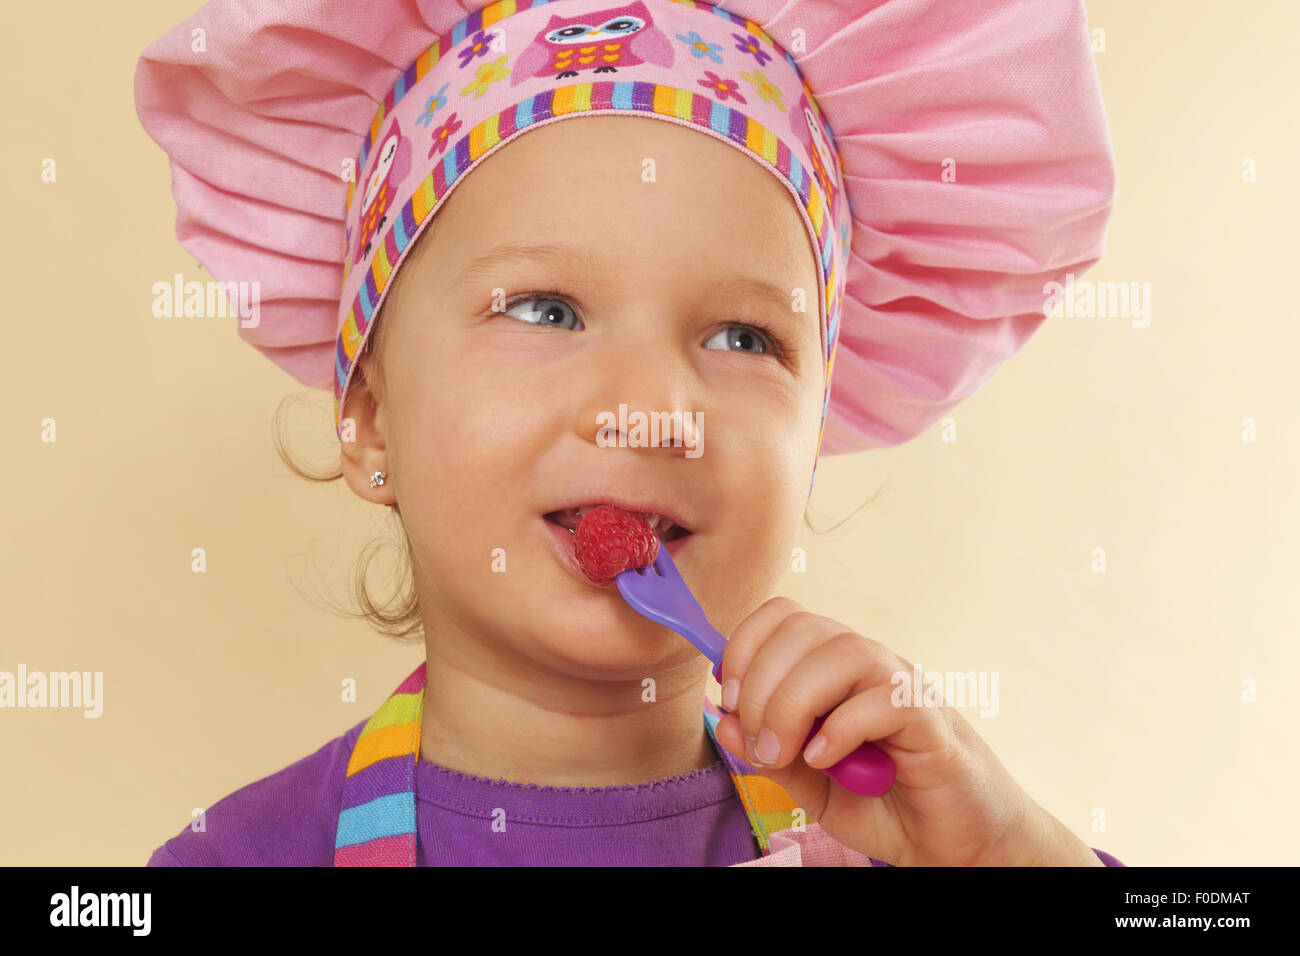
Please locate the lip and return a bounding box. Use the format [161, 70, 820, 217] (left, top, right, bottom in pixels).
[540, 498, 693, 535]
[541, 516, 693, 589]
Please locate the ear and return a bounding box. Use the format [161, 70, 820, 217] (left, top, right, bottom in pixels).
[339, 358, 395, 506]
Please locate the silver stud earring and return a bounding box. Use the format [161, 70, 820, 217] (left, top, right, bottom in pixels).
[369, 471, 387, 488]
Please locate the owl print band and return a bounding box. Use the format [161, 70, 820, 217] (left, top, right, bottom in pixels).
[335, 0, 851, 497]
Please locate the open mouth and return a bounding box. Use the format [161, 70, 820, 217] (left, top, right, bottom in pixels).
[543, 506, 692, 543]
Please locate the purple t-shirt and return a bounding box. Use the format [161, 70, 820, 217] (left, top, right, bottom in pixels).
[148, 717, 1124, 866]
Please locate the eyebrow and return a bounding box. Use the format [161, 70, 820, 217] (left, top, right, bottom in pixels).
[452, 242, 598, 292]
[452, 241, 809, 329]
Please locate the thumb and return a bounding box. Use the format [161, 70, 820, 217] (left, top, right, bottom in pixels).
[714, 713, 830, 821]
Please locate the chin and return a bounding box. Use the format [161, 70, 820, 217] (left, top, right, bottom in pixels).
[512, 596, 698, 679]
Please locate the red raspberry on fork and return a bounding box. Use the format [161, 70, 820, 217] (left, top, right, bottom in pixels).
[573, 505, 660, 586]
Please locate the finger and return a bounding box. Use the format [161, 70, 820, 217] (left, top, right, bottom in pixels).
[716, 596, 805, 695]
[802, 677, 959, 772]
[749, 630, 902, 771]
[712, 710, 832, 822]
[733, 610, 847, 748]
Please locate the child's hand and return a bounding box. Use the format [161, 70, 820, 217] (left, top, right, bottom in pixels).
[711, 597, 1103, 866]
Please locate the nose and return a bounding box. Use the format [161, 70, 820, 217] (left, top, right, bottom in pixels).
[573, 339, 700, 458]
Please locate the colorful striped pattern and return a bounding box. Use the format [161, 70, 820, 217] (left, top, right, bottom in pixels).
[332, 665, 426, 866]
[342, 0, 792, 217]
[333, 663, 806, 865]
[333, 81, 838, 443]
[345, 0, 551, 217]
[702, 698, 807, 854]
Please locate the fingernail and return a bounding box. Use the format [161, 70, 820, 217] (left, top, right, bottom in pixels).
[745, 736, 765, 766]
[803, 734, 827, 765]
[755, 728, 781, 764]
[722, 679, 740, 712]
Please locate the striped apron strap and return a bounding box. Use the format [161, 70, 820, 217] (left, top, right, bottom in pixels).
[333, 663, 803, 864]
[333, 663, 427, 866]
[703, 697, 804, 855]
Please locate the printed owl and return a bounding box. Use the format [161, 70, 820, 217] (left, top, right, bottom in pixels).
[352, 117, 412, 266]
[792, 91, 840, 213]
[510, 1, 673, 86]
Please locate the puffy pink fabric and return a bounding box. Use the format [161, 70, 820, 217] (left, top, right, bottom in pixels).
[134, 0, 1116, 456]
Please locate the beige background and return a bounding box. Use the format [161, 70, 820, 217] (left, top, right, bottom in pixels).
[2, 1, 1296, 866]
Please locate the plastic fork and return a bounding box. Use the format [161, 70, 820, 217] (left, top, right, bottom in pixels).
[616, 546, 897, 798]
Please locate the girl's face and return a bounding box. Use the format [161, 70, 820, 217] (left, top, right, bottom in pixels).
[345, 115, 824, 686]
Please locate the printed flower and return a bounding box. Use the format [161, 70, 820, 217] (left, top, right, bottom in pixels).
[414, 83, 450, 127]
[428, 112, 462, 158]
[457, 29, 496, 70]
[459, 56, 510, 99]
[739, 69, 784, 111]
[698, 71, 747, 105]
[732, 33, 772, 67]
[675, 30, 724, 64]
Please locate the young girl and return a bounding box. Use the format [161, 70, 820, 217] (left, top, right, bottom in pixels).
[135, 0, 1122, 866]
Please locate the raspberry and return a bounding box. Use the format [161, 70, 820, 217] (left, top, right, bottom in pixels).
[573, 505, 660, 586]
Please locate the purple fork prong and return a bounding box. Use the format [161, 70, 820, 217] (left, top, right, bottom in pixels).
[656, 548, 686, 586]
[616, 547, 724, 666]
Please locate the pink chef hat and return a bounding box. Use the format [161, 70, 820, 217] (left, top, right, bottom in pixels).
[134, 0, 1116, 496]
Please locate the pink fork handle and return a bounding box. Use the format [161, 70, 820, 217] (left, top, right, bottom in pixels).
[713, 662, 896, 798]
[802, 714, 896, 798]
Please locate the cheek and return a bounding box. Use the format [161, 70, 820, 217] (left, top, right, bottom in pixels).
[729, 389, 820, 483]
[390, 337, 512, 444]
[389, 361, 547, 544]
[707, 420, 808, 554]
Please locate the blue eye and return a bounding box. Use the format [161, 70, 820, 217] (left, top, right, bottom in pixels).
[703, 326, 775, 356]
[496, 293, 788, 361]
[500, 295, 584, 330]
